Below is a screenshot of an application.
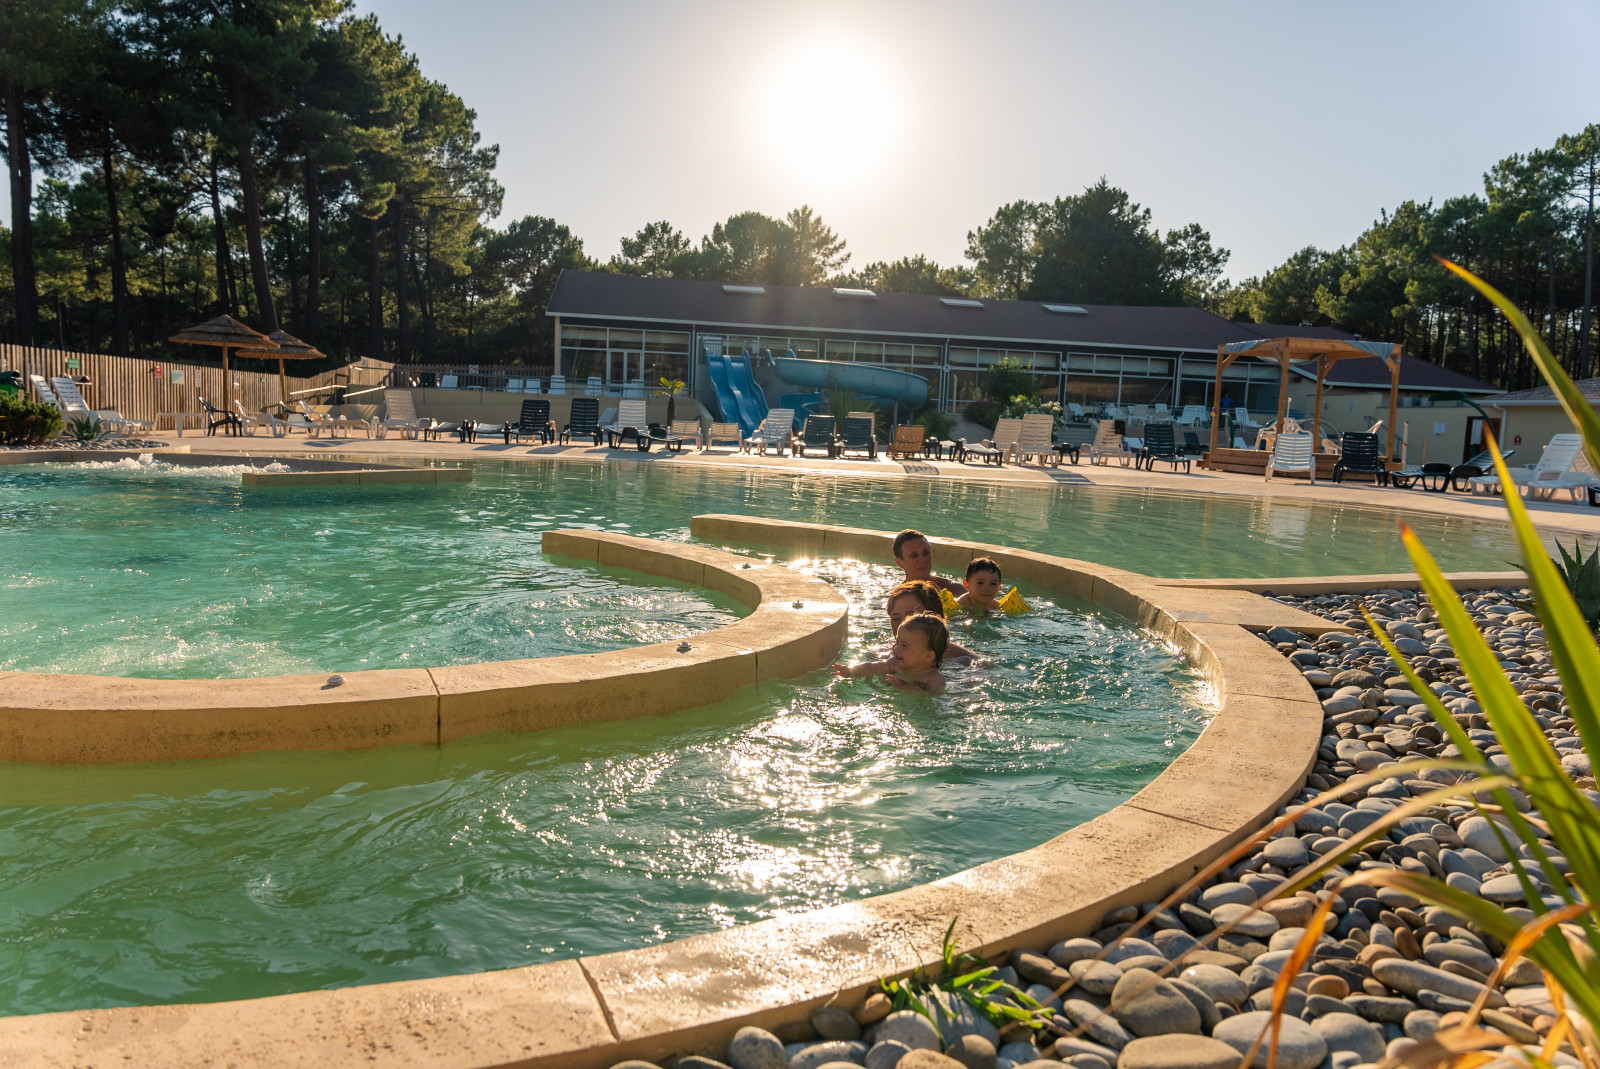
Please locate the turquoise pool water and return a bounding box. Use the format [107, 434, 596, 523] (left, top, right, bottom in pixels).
[0, 455, 1519, 1016]
[0, 455, 1519, 679]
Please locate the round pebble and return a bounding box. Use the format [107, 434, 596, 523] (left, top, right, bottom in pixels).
[1179, 963, 1247, 1007]
[1070, 958, 1123, 995]
[1110, 968, 1201, 1037]
[1118, 1035, 1242, 1069]
[874, 1011, 941, 1051]
[813, 1004, 863, 1041]
[728, 1027, 786, 1069]
[1311, 1012, 1385, 1062]
[1209, 902, 1280, 939]
[866, 1043, 914, 1069]
[1213, 1011, 1328, 1069]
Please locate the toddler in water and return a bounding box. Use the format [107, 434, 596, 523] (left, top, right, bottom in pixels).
[956, 557, 1004, 613]
[832, 611, 949, 694]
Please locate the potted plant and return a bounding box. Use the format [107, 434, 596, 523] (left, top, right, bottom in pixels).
[658, 378, 686, 424]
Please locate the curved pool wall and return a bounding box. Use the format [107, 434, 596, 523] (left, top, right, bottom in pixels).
[0, 515, 1435, 1069]
[0, 531, 847, 764]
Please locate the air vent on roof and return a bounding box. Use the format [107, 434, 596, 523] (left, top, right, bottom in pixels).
[940, 298, 984, 308]
[722, 284, 766, 295]
[833, 287, 877, 300]
[1044, 304, 1088, 315]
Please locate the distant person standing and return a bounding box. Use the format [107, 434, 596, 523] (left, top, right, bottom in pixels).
[892, 529, 963, 595]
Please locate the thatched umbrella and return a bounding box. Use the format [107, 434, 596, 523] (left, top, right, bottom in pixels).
[169, 315, 277, 412]
[236, 329, 327, 413]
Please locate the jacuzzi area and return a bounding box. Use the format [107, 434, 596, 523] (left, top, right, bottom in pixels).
[0, 453, 1527, 1065]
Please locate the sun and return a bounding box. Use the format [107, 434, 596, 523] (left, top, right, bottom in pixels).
[744, 31, 910, 195]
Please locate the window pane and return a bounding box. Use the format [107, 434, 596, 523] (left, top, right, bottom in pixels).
[949, 347, 981, 365]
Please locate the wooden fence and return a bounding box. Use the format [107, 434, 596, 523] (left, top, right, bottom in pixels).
[2, 344, 395, 426]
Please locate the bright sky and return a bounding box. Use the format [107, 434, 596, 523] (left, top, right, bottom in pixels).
[88, 2, 1600, 284]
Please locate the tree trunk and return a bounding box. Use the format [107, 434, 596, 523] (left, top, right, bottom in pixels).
[232, 80, 278, 332]
[5, 85, 38, 344]
[103, 130, 130, 356]
[368, 214, 382, 359]
[209, 152, 236, 315]
[393, 200, 408, 361]
[303, 157, 321, 345]
[1580, 167, 1596, 377]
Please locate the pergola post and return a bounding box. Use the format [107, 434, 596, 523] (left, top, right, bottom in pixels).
[1274, 341, 1290, 431]
[1386, 347, 1401, 465]
[1312, 354, 1328, 445]
[1209, 345, 1226, 453]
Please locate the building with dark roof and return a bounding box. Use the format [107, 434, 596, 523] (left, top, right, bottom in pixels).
[545, 270, 1370, 415]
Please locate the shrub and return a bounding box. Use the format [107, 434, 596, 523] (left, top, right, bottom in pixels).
[68, 416, 103, 442]
[981, 356, 1035, 405]
[913, 408, 951, 440]
[0, 391, 64, 446]
[961, 400, 999, 430]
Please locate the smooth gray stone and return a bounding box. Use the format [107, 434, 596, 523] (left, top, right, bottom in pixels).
[1327, 1052, 1361, 1069]
[1440, 848, 1498, 878]
[947, 1035, 998, 1069]
[1457, 816, 1510, 861]
[1213, 1011, 1329, 1069]
[1422, 941, 1496, 976]
[1106, 939, 1165, 963]
[1311, 1013, 1385, 1062]
[1153, 929, 1202, 960]
[1053, 1036, 1123, 1066]
[1071, 959, 1124, 996]
[1117, 1035, 1242, 1069]
[1338, 810, 1383, 834]
[682, 1059, 734, 1069]
[1050, 938, 1105, 967]
[1023, 983, 1062, 1011]
[1370, 959, 1506, 1008]
[865, 1043, 914, 1069]
[1415, 990, 1473, 1014]
[1061, 1058, 1112, 1069]
[1118, 955, 1175, 974]
[1179, 964, 1247, 1007]
[1443, 872, 1482, 894]
[813, 1005, 864, 1041]
[872, 1012, 941, 1052]
[1179, 903, 1215, 936]
[1479, 874, 1527, 904]
[1110, 969, 1201, 1037]
[1264, 838, 1311, 868]
[1302, 994, 1349, 1019]
[1061, 999, 1136, 1050]
[1248, 988, 1306, 1018]
[730, 1028, 788, 1069]
[1403, 1010, 1442, 1041]
[1167, 977, 1221, 1034]
[992, 966, 1020, 988]
[612, 1062, 664, 1069]
[1210, 903, 1279, 939]
[1198, 883, 1257, 909]
[996, 1044, 1042, 1068]
[789, 1043, 868, 1069]
[1341, 995, 1416, 1024]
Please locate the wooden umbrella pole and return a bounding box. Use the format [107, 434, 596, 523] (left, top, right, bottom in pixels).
[1209, 345, 1224, 453]
[222, 345, 232, 411]
[279, 358, 289, 412]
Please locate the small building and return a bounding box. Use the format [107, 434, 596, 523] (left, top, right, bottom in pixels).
[1478, 377, 1600, 457]
[546, 272, 1333, 416]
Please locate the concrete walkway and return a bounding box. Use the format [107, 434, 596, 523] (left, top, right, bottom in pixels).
[125, 429, 1600, 539]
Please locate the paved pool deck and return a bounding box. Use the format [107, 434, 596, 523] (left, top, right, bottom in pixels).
[120, 430, 1600, 540]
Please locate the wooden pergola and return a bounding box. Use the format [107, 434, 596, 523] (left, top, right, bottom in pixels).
[1209, 336, 1403, 462]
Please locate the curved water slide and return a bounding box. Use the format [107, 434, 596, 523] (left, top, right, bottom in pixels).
[701, 339, 769, 436]
[771, 356, 929, 425]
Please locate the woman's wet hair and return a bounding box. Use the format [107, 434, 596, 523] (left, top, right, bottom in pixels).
[885, 579, 944, 617]
[898, 612, 950, 668]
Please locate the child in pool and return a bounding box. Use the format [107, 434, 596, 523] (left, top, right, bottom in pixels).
[832, 611, 948, 694]
[956, 557, 1003, 613]
[885, 580, 975, 665]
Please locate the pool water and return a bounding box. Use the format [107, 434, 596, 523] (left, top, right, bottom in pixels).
[0, 454, 1520, 1016]
[0, 557, 1205, 1015]
[0, 455, 1520, 679]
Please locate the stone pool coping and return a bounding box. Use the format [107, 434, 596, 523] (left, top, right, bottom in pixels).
[0, 520, 1529, 1068]
[0, 445, 471, 486]
[0, 529, 847, 764]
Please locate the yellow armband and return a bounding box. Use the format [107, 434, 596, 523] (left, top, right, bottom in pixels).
[999, 587, 1031, 614]
[939, 587, 962, 616]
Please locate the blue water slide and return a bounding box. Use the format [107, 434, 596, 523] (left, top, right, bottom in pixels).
[701, 338, 739, 425]
[770, 357, 928, 422]
[717, 348, 766, 434]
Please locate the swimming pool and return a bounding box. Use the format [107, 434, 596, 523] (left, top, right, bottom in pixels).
[0, 455, 1517, 1016]
[0, 455, 1519, 679]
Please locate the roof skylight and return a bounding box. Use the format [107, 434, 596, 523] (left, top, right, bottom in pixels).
[1044, 304, 1088, 315]
[832, 287, 877, 300]
[940, 298, 984, 308]
[722, 284, 766, 295]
